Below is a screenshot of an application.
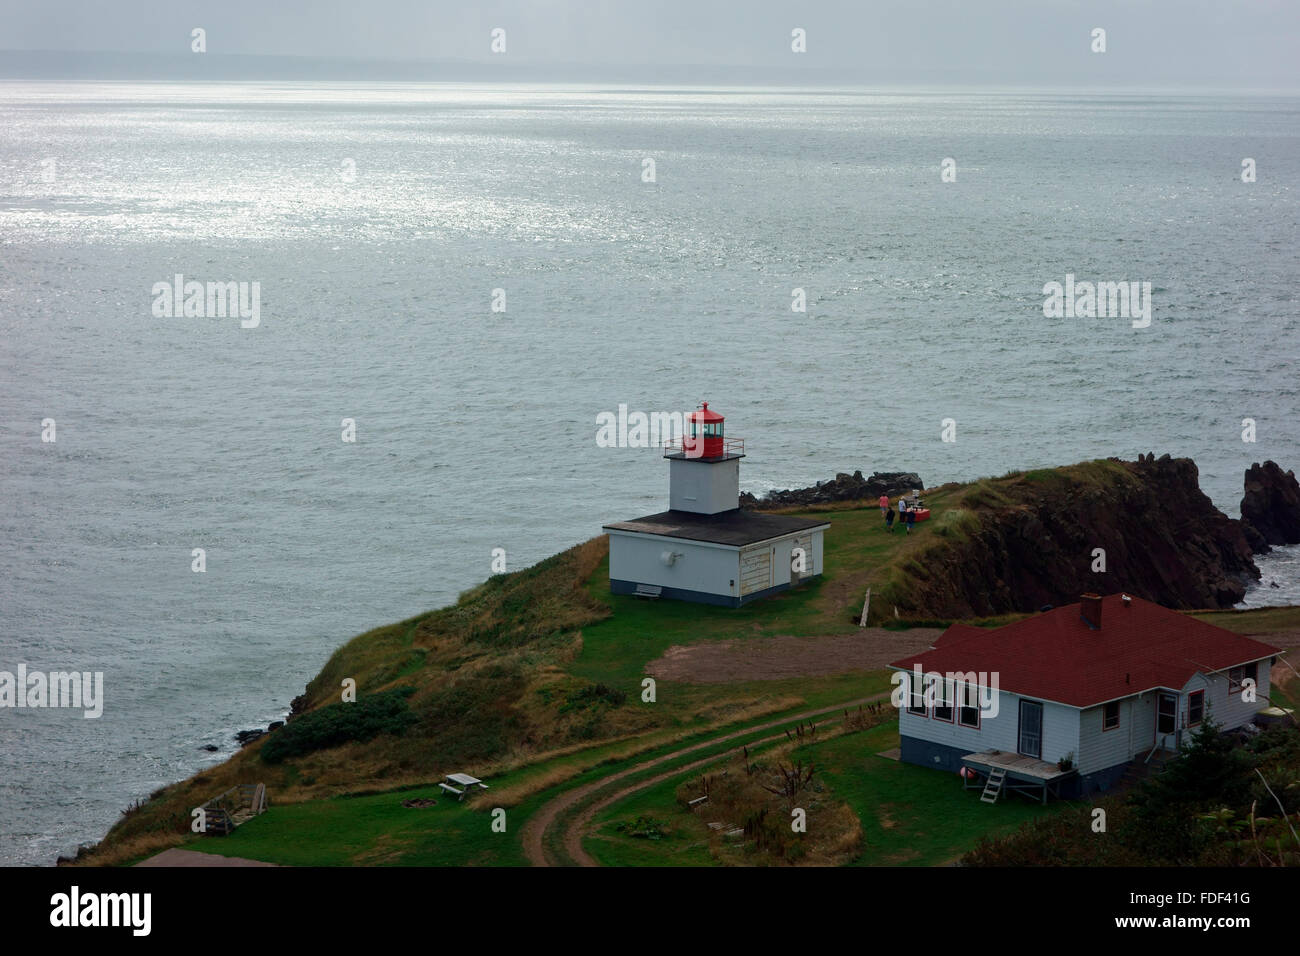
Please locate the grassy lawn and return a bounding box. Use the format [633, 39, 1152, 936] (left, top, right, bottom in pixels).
[586, 774, 723, 867]
[584, 719, 1070, 867]
[176, 677, 894, 867]
[568, 498, 949, 728]
[1271, 671, 1300, 712]
[573, 495, 958, 693]
[800, 723, 1068, 865]
[184, 785, 530, 866]
[1192, 605, 1300, 634]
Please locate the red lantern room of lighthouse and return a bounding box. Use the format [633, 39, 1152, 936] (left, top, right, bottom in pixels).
[683, 401, 733, 460]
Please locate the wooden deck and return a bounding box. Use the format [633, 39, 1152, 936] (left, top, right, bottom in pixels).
[961, 750, 1076, 804]
[962, 750, 1072, 781]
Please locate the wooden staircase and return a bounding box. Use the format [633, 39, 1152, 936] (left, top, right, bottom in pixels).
[1118, 749, 1173, 791]
[200, 782, 269, 835]
[980, 767, 1007, 804]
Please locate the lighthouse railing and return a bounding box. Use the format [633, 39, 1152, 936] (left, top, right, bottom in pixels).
[662, 437, 745, 457]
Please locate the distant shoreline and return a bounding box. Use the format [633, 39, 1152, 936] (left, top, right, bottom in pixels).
[2, 51, 1297, 93]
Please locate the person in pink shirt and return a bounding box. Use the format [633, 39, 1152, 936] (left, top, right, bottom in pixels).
[879, 493, 889, 520]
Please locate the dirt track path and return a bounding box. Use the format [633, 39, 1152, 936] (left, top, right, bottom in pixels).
[520, 692, 890, 867]
[647, 629, 944, 683]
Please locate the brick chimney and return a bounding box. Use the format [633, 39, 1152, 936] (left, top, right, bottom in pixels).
[1080, 593, 1102, 630]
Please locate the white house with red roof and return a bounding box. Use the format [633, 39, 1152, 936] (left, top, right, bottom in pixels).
[889, 593, 1282, 800]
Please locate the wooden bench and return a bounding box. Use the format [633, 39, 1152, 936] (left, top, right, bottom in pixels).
[687, 795, 709, 808]
[438, 783, 466, 800]
[634, 584, 662, 600]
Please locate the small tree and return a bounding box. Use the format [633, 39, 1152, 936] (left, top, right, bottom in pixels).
[762, 761, 816, 809]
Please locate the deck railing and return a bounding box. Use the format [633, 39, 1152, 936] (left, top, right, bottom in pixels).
[662, 436, 744, 457]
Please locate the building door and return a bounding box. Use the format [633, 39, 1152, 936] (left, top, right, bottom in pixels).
[1156, 693, 1178, 748]
[1018, 700, 1043, 759]
[739, 547, 771, 597]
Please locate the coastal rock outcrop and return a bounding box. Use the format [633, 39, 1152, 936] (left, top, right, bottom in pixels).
[1241, 460, 1300, 548]
[741, 469, 923, 509]
[887, 455, 1259, 617]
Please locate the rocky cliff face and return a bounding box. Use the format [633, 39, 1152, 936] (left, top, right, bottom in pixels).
[741, 470, 923, 509]
[739, 456, 1297, 617]
[890, 455, 1261, 617]
[1241, 460, 1300, 549]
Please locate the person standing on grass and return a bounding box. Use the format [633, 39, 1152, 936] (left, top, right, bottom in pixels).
[897, 496, 908, 533]
[879, 493, 890, 521]
[906, 501, 917, 534]
[885, 504, 896, 533]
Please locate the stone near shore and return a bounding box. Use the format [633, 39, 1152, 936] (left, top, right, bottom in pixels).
[741, 469, 924, 510]
[1241, 460, 1300, 548]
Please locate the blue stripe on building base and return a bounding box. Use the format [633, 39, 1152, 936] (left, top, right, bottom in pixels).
[899, 735, 1131, 800]
[610, 578, 816, 608]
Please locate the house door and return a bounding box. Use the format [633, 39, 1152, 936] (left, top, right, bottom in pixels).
[1156, 693, 1178, 748]
[1018, 700, 1043, 759]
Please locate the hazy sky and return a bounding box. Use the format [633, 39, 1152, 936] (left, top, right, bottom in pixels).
[2, 0, 1298, 87]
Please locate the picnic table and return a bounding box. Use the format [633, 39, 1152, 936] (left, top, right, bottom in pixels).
[901, 497, 930, 522]
[439, 773, 490, 801]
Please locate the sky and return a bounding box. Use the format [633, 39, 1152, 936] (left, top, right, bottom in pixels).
[1, 0, 1297, 88]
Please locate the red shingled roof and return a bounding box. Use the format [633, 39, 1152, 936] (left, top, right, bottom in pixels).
[889, 593, 1281, 708]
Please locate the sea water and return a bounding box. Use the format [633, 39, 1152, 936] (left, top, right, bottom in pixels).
[2, 82, 1298, 864]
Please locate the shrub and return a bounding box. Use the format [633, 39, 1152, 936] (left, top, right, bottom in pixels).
[559, 683, 627, 713]
[261, 687, 417, 763]
[616, 816, 668, 840]
[415, 673, 527, 764]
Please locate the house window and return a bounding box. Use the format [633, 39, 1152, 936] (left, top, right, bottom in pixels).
[906, 674, 927, 716]
[1102, 700, 1120, 732]
[958, 683, 980, 728]
[933, 678, 954, 722]
[1228, 662, 1257, 696]
[1188, 690, 1205, 726]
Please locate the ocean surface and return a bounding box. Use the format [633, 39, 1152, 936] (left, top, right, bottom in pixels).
[2, 82, 1298, 866]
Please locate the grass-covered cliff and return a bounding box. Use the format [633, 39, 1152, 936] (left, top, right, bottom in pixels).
[71, 455, 1286, 866]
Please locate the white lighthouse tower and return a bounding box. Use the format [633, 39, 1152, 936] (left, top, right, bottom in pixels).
[603, 402, 830, 607]
[666, 401, 741, 514]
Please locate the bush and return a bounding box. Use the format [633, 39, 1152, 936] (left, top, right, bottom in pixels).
[261, 687, 417, 763]
[616, 816, 668, 840]
[415, 673, 527, 764]
[559, 683, 627, 713]
[965, 719, 1300, 867]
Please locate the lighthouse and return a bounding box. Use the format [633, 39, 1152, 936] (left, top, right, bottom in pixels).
[667, 402, 742, 514]
[603, 403, 830, 607]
